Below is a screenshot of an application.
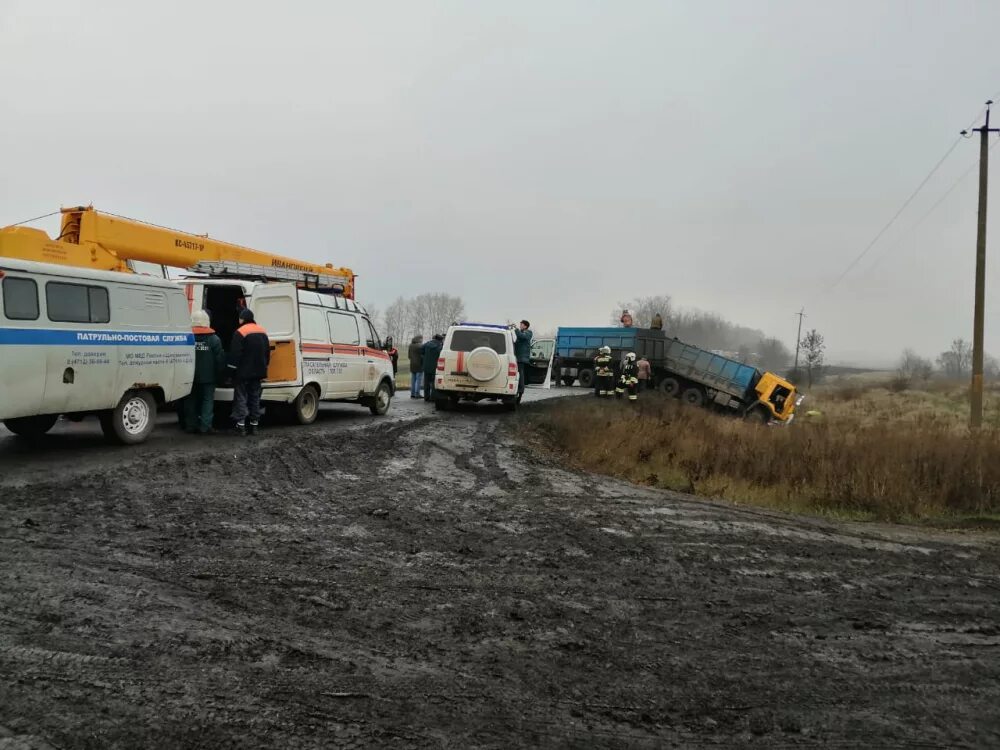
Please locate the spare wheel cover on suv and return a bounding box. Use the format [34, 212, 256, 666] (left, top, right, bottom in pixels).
[466, 346, 503, 382]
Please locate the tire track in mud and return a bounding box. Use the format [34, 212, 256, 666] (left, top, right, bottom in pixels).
[1, 408, 1000, 747]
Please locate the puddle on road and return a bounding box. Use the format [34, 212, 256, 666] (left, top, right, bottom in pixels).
[647, 516, 936, 556]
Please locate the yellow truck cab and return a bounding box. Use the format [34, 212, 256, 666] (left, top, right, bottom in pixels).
[749, 371, 799, 424]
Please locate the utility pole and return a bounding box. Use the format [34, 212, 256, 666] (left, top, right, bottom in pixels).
[963, 101, 1000, 427]
[793, 308, 805, 374]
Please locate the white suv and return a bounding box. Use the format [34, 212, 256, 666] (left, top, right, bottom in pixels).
[434, 323, 520, 411]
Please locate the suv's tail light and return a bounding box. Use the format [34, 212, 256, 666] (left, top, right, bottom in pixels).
[437, 357, 446, 372]
[508, 363, 518, 377]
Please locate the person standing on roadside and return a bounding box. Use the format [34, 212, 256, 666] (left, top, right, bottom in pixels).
[408, 335, 424, 399]
[421, 334, 444, 402]
[389, 342, 399, 376]
[636, 355, 652, 391]
[185, 310, 225, 435]
[594, 346, 614, 397]
[618, 352, 640, 402]
[228, 308, 270, 436]
[513, 320, 533, 400]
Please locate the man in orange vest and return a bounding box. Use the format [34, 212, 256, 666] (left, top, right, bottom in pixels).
[227, 308, 270, 436]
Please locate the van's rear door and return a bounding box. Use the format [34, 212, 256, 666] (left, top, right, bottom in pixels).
[250, 283, 300, 386]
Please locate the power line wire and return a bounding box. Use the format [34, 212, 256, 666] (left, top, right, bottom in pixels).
[866, 136, 1000, 274]
[827, 136, 963, 290]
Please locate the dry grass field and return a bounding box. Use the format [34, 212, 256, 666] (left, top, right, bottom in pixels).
[523, 380, 1000, 526]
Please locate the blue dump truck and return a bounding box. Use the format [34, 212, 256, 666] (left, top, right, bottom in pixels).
[554, 327, 799, 423]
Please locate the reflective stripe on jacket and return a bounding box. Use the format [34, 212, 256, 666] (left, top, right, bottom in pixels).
[595, 354, 613, 375]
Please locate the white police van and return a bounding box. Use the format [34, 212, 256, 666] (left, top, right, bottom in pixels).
[0, 258, 194, 443]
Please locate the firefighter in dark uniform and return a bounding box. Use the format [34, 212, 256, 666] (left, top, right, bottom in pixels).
[618, 352, 640, 402]
[594, 345, 614, 397]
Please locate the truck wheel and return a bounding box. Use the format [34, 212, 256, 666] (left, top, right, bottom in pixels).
[660, 377, 681, 397]
[434, 394, 451, 411]
[681, 387, 705, 407]
[561, 376, 575, 387]
[744, 406, 770, 425]
[3, 415, 58, 439]
[502, 396, 518, 412]
[578, 369, 594, 388]
[100, 390, 157, 445]
[369, 381, 392, 416]
[293, 385, 320, 424]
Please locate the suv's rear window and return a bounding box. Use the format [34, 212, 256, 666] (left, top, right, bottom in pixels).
[450, 329, 507, 354]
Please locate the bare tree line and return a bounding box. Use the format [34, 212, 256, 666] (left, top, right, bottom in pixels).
[380, 293, 466, 344]
[611, 295, 793, 372]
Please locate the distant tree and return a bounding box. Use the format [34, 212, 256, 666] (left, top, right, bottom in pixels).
[894, 349, 933, 390]
[383, 296, 409, 343]
[898, 349, 933, 382]
[800, 329, 825, 388]
[937, 338, 972, 379]
[422, 293, 465, 337]
[377, 293, 466, 343]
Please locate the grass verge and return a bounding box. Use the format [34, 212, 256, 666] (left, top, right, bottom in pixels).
[520, 395, 1000, 526]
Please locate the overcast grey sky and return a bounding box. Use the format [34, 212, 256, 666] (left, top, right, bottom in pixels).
[3, 0, 1000, 364]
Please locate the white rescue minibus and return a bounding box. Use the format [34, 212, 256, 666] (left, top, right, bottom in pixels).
[0, 258, 194, 443]
[182, 279, 395, 423]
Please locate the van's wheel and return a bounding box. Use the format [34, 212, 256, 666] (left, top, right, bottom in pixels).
[3, 415, 58, 439]
[293, 385, 320, 424]
[100, 390, 157, 445]
[561, 376, 575, 387]
[578, 369, 594, 388]
[660, 377, 681, 397]
[434, 394, 451, 412]
[369, 381, 392, 416]
[744, 406, 770, 425]
[681, 387, 705, 407]
[502, 396, 518, 412]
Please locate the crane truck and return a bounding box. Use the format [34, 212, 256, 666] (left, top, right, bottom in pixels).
[0, 207, 394, 442]
[0, 206, 357, 297]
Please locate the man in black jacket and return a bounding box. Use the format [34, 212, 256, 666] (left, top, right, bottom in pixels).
[228, 308, 270, 436]
[421, 334, 444, 402]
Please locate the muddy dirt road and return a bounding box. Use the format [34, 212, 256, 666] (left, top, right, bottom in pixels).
[2, 395, 1000, 748]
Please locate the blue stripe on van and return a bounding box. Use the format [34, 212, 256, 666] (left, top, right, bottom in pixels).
[0, 329, 194, 346]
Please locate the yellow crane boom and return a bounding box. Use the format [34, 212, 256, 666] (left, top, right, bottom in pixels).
[0, 206, 356, 298]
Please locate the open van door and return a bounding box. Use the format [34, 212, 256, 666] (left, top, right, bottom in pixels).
[250, 283, 300, 387]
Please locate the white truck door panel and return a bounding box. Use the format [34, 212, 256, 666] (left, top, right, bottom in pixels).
[327, 311, 363, 397]
[250, 283, 300, 387]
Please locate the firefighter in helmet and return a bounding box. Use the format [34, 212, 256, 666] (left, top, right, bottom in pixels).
[618, 352, 640, 402]
[594, 345, 614, 397]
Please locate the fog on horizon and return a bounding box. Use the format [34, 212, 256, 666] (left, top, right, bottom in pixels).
[2, 0, 1000, 367]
